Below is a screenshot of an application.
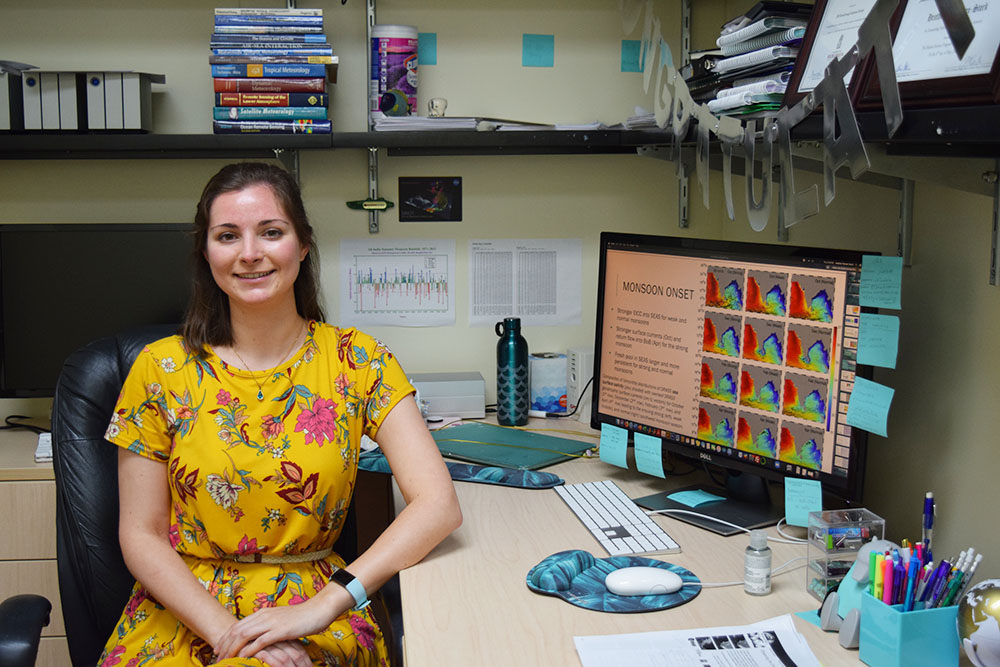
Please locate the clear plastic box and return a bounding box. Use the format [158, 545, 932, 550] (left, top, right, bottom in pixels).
[807, 508, 885, 601]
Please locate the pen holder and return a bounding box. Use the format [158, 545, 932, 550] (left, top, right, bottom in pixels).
[859, 593, 959, 667]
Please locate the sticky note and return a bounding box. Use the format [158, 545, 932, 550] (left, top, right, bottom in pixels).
[667, 488, 724, 507]
[846, 376, 895, 437]
[599, 423, 628, 469]
[522, 33, 554, 67]
[418, 33, 438, 65]
[860, 255, 903, 309]
[633, 432, 664, 478]
[784, 477, 822, 527]
[621, 39, 642, 72]
[857, 313, 900, 368]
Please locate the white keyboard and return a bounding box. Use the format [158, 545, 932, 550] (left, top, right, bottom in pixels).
[555, 480, 680, 556]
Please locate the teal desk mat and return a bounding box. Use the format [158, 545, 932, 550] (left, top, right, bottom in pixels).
[431, 422, 593, 470]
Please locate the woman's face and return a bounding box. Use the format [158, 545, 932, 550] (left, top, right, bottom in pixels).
[204, 183, 308, 312]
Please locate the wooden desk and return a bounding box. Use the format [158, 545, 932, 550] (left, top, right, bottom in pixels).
[397, 422, 862, 667]
[0, 430, 70, 666]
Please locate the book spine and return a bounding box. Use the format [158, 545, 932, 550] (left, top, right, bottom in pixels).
[209, 41, 332, 49]
[213, 106, 328, 120]
[209, 55, 336, 65]
[213, 77, 327, 93]
[210, 33, 328, 43]
[215, 92, 328, 107]
[713, 46, 798, 75]
[214, 7, 323, 16]
[211, 63, 328, 78]
[211, 47, 333, 56]
[213, 119, 332, 134]
[215, 15, 324, 27]
[214, 25, 325, 34]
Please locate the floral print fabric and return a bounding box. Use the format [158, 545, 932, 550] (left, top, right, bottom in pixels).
[101, 321, 413, 666]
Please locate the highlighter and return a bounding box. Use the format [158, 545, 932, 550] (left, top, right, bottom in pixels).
[882, 557, 895, 604]
[868, 550, 878, 596]
[874, 553, 885, 600]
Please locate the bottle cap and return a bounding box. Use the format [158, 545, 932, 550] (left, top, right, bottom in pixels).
[749, 529, 768, 549]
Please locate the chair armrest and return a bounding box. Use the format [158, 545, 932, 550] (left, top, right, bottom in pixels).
[0, 594, 52, 667]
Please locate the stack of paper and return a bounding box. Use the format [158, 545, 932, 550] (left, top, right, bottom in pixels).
[34, 432, 52, 463]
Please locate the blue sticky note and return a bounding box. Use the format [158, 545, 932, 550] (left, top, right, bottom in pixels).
[795, 609, 822, 627]
[621, 39, 642, 72]
[633, 432, 664, 478]
[857, 313, 900, 369]
[846, 376, 895, 437]
[522, 33, 554, 67]
[599, 423, 628, 469]
[667, 489, 725, 508]
[860, 255, 903, 309]
[418, 32, 437, 66]
[784, 477, 822, 527]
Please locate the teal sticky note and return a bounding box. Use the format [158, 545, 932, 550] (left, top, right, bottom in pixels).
[784, 477, 822, 527]
[846, 376, 895, 437]
[667, 489, 725, 507]
[522, 33, 554, 67]
[418, 32, 437, 66]
[795, 609, 822, 627]
[857, 313, 900, 369]
[599, 423, 628, 469]
[860, 255, 903, 309]
[633, 432, 664, 478]
[621, 39, 642, 72]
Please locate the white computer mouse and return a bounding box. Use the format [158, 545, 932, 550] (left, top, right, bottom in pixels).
[604, 566, 684, 596]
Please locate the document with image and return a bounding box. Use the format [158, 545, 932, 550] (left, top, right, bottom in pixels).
[574, 614, 821, 667]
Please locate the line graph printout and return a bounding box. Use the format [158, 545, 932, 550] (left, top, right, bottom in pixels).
[339, 239, 456, 327]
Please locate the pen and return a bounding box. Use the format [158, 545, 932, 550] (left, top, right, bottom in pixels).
[894, 560, 906, 604]
[920, 560, 948, 603]
[955, 553, 983, 602]
[903, 555, 920, 611]
[922, 491, 935, 564]
[927, 560, 952, 607]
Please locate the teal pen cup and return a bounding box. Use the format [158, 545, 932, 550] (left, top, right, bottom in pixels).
[859, 593, 959, 667]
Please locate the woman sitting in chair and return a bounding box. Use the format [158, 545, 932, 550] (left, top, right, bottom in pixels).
[102, 162, 462, 667]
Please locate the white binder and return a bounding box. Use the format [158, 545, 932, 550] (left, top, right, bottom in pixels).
[40, 72, 61, 129]
[58, 72, 78, 130]
[22, 72, 41, 129]
[85, 72, 105, 129]
[0, 73, 9, 130]
[104, 72, 124, 129]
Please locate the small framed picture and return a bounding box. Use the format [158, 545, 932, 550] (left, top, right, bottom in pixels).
[398, 177, 463, 222]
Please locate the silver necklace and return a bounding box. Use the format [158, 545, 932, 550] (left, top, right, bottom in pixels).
[230, 325, 304, 401]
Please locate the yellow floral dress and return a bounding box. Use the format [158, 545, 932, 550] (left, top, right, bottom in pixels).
[101, 321, 413, 667]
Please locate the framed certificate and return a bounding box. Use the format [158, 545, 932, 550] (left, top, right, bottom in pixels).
[782, 0, 878, 108]
[855, 0, 1000, 108]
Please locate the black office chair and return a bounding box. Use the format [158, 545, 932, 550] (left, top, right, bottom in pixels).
[0, 594, 51, 667]
[48, 325, 400, 666]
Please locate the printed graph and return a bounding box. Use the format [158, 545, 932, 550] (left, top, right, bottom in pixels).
[705, 266, 745, 310]
[746, 270, 788, 316]
[789, 274, 836, 323]
[703, 311, 742, 357]
[781, 372, 828, 423]
[739, 365, 782, 413]
[697, 403, 736, 448]
[348, 254, 450, 314]
[786, 323, 834, 374]
[700, 358, 739, 403]
[779, 423, 824, 469]
[743, 317, 785, 365]
[736, 413, 779, 458]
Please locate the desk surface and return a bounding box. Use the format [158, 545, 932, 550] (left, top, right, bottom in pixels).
[0, 429, 53, 481]
[398, 420, 861, 667]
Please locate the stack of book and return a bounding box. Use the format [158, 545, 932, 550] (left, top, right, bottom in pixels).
[210, 7, 337, 134]
[684, 1, 812, 117]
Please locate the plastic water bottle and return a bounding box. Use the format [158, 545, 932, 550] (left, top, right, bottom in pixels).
[744, 529, 772, 595]
[495, 317, 529, 426]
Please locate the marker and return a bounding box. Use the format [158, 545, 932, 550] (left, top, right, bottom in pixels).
[922, 492, 935, 564]
[868, 550, 878, 596]
[874, 553, 885, 599]
[882, 556, 895, 604]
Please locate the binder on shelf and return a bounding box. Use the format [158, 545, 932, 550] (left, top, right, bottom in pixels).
[21, 72, 42, 129]
[85, 71, 165, 131]
[86, 73, 105, 129]
[0, 72, 25, 131]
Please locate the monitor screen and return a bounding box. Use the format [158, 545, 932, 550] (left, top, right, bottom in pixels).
[0, 223, 193, 397]
[592, 232, 874, 534]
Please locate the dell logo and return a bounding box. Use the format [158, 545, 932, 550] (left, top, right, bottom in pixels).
[699, 452, 712, 462]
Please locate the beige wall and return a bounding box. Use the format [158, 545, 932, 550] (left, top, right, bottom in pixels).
[2, 0, 998, 582]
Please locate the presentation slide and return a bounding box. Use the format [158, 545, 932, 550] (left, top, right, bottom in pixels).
[598, 249, 852, 476]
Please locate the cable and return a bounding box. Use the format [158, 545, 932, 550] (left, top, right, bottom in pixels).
[644, 508, 805, 545]
[546, 375, 593, 418]
[0, 414, 49, 434]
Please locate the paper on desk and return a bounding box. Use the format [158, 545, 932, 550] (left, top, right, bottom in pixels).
[34, 432, 53, 463]
[574, 614, 820, 667]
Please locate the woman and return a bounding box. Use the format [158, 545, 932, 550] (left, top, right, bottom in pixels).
[102, 162, 462, 666]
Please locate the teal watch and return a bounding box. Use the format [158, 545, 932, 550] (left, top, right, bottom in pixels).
[331, 568, 371, 611]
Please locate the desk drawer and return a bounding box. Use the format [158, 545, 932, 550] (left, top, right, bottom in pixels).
[37, 636, 70, 667]
[0, 559, 65, 636]
[0, 480, 56, 559]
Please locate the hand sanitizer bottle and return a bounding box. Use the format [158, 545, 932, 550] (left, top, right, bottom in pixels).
[744, 529, 772, 595]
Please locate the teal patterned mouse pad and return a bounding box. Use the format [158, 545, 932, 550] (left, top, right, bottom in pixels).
[431, 422, 593, 470]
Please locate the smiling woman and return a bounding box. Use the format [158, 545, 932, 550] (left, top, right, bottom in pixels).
[101, 162, 462, 667]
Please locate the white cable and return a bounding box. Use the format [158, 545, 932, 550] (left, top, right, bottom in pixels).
[645, 508, 805, 545]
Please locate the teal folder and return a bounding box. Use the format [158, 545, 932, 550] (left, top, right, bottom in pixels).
[431, 422, 593, 470]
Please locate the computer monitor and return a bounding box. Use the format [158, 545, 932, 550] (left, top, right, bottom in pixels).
[0, 223, 193, 398]
[592, 232, 874, 535]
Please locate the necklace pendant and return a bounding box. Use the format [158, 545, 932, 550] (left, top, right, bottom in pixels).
[257, 389, 264, 401]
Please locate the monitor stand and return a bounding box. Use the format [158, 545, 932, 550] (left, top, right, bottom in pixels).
[633, 472, 785, 537]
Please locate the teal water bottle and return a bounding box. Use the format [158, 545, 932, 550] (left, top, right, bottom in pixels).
[495, 317, 529, 426]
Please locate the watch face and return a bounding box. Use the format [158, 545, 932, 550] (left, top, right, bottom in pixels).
[331, 568, 355, 588]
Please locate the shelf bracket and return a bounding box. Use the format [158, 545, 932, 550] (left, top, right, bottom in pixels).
[678, 0, 691, 230]
[367, 147, 381, 234]
[898, 179, 914, 267]
[990, 161, 1000, 285]
[273, 148, 300, 184]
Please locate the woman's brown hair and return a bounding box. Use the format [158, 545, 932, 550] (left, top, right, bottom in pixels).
[181, 162, 324, 354]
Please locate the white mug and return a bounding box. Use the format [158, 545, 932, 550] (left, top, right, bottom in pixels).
[427, 97, 448, 117]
